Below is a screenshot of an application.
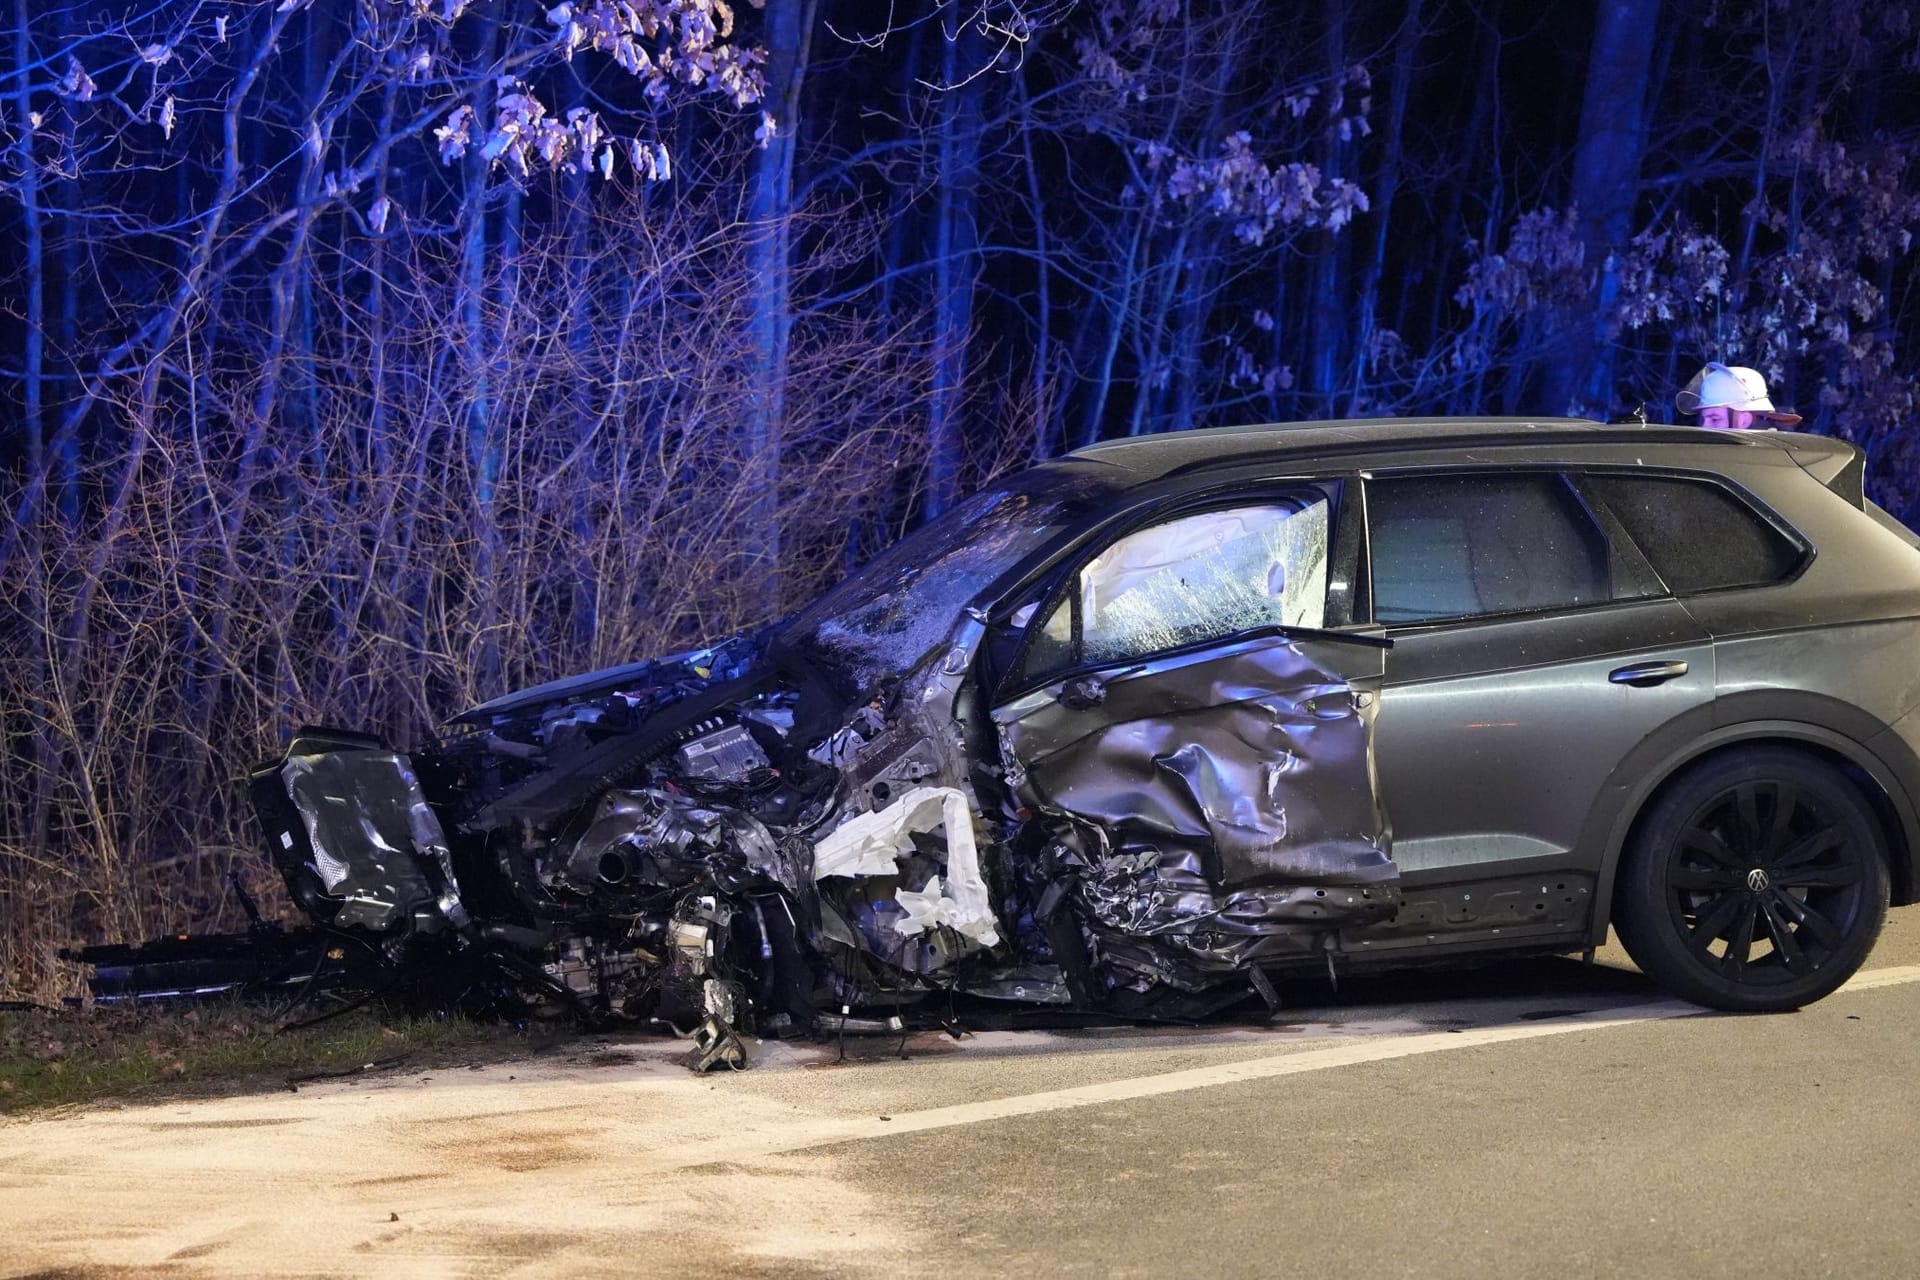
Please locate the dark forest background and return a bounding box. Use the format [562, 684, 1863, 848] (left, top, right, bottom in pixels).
[5, 0, 1920, 994]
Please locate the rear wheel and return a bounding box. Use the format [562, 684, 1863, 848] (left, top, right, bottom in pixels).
[1615, 748, 1889, 1012]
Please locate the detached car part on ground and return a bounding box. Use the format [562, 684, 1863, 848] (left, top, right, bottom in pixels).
[74, 419, 1920, 1069]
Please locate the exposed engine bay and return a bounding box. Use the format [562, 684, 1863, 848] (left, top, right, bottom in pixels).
[189, 612, 1398, 1071]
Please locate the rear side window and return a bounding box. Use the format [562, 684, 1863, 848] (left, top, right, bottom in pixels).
[1367, 473, 1625, 625]
[1580, 474, 1803, 594]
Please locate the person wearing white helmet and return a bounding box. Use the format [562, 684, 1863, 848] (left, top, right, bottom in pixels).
[1675, 362, 1803, 430]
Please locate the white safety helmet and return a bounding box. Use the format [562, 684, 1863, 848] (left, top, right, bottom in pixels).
[1676, 362, 1802, 425]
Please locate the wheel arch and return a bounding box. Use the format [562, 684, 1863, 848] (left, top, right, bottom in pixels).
[1587, 721, 1920, 942]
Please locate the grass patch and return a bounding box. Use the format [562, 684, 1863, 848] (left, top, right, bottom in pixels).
[0, 1000, 571, 1115]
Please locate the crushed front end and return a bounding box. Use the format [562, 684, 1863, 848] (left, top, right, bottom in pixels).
[243, 630, 1021, 1068]
[86, 471, 1404, 1069]
[234, 624, 1399, 1069]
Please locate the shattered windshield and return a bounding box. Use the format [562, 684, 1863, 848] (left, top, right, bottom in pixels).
[781, 463, 1119, 689]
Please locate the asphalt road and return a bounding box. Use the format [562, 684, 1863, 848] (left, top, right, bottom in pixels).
[5, 909, 1920, 1278]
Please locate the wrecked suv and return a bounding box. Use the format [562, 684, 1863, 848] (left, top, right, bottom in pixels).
[173, 419, 1920, 1062]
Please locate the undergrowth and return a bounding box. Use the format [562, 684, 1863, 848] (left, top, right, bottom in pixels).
[0, 999, 572, 1115]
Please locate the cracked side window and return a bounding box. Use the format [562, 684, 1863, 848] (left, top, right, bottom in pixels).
[1024, 500, 1329, 679]
[1368, 473, 1613, 624]
[1580, 473, 1804, 594]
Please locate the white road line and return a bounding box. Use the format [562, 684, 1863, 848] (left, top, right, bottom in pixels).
[1836, 962, 1920, 992]
[657, 964, 1920, 1169]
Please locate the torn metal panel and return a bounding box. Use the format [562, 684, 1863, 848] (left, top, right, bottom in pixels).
[279, 749, 465, 933]
[1074, 845, 1394, 983]
[807, 703, 887, 770]
[998, 635, 1394, 890]
[995, 632, 1396, 982]
[961, 966, 1074, 1003]
[451, 631, 767, 728]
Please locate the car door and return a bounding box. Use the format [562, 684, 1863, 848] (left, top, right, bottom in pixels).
[988, 486, 1400, 974]
[1365, 468, 1717, 880]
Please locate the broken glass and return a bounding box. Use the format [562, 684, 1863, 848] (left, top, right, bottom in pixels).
[1078, 500, 1329, 666]
[778, 462, 1120, 690]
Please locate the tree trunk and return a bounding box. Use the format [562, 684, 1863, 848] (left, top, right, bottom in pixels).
[1350, 0, 1425, 414]
[460, 9, 504, 689]
[1128, 217, 1192, 436]
[1158, 26, 1242, 434]
[1079, 211, 1145, 448]
[925, 19, 986, 514]
[1305, 0, 1351, 413]
[11, 0, 43, 494]
[9, 0, 53, 862]
[745, 0, 814, 602]
[562, 74, 600, 659]
[1419, 20, 1494, 407]
[1014, 65, 1056, 460]
[1543, 0, 1663, 415]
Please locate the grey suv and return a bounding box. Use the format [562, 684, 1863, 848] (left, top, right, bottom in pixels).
[213, 417, 1920, 1058]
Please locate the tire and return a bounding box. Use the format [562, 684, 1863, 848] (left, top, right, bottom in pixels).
[1614, 747, 1890, 1012]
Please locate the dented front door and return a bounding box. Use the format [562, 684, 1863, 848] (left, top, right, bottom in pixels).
[989, 494, 1398, 980]
[996, 633, 1392, 882]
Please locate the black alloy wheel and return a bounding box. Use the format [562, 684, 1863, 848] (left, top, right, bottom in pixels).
[1615, 748, 1889, 1012]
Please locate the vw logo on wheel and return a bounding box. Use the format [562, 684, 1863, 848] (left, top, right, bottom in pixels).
[1746, 867, 1772, 892]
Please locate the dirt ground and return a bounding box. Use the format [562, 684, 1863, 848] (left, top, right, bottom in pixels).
[0, 1032, 913, 1278]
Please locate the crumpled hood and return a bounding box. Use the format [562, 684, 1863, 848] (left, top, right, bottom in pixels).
[448, 630, 768, 729]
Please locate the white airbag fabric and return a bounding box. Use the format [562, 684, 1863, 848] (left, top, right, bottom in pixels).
[811, 786, 1001, 945]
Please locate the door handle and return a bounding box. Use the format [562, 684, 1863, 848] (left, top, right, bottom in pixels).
[1609, 659, 1690, 687]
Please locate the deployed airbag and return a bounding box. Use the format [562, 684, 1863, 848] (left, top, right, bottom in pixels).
[811, 786, 1001, 945]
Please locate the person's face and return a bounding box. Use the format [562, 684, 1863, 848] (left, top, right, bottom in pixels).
[1699, 405, 1759, 430]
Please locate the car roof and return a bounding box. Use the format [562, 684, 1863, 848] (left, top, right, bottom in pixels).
[1063, 416, 1858, 484]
